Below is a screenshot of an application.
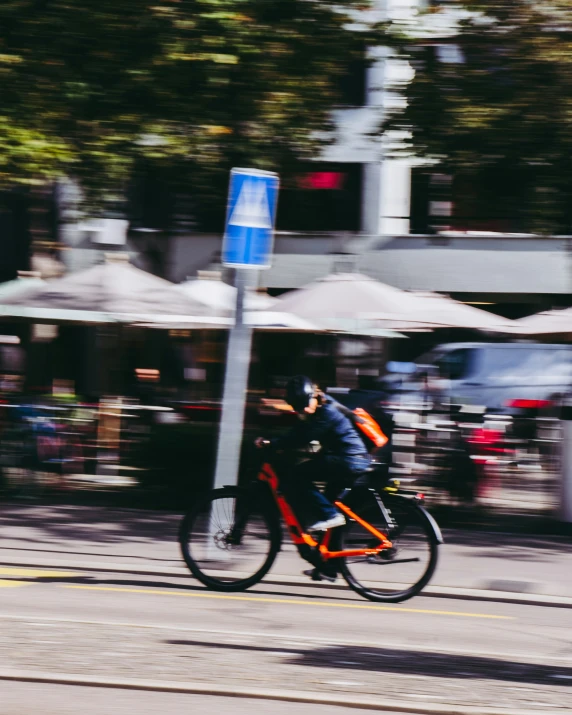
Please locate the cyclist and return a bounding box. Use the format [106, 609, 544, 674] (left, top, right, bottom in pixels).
[256, 375, 373, 582]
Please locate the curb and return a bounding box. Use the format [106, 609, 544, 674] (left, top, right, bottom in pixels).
[1, 556, 570, 609]
[0, 669, 556, 715]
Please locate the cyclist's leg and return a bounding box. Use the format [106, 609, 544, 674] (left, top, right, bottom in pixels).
[323, 457, 354, 502]
[306, 457, 343, 525]
[321, 456, 375, 576]
[298, 456, 342, 580]
[281, 458, 338, 527]
[323, 454, 372, 508]
[301, 458, 353, 578]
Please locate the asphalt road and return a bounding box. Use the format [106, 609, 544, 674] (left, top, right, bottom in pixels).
[1, 682, 393, 715]
[2, 503, 572, 595]
[0, 562, 571, 713]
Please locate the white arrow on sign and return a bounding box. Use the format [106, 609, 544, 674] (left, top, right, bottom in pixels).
[228, 178, 272, 229]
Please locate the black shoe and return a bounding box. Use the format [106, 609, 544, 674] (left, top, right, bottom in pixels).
[303, 567, 338, 583]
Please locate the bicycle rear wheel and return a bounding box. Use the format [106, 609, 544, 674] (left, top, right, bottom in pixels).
[179, 487, 281, 592]
[340, 493, 439, 603]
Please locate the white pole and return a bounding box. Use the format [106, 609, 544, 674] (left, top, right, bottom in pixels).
[560, 398, 572, 522]
[212, 269, 255, 488]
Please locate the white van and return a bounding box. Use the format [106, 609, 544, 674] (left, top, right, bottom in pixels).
[405, 342, 572, 412]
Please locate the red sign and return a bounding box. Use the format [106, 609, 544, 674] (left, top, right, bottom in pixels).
[296, 172, 346, 190]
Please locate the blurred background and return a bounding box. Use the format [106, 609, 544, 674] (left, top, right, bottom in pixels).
[3, 3, 572, 714]
[0, 0, 570, 531]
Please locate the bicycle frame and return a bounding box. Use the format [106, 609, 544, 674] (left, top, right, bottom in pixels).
[257, 462, 393, 561]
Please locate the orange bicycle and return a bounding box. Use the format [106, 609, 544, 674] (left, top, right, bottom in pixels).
[179, 449, 443, 603]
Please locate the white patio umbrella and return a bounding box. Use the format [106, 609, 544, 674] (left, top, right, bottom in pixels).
[177, 271, 276, 311]
[275, 273, 448, 331]
[135, 310, 405, 336]
[245, 311, 323, 331]
[0, 254, 230, 324]
[0, 273, 46, 301]
[248, 312, 404, 336]
[512, 307, 572, 339]
[400, 291, 515, 332]
[276, 273, 513, 332]
[135, 311, 315, 332]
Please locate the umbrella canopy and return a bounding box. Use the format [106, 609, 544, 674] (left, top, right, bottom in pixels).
[177, 272, 276, 311]
[135, 311, 320, 332]
[135, 310, 405, 336]
[246, 311, 404, 335]
[275, 273, 448, 331]
[512, 308, 572, 338]
[275, 273, 428, 330]
[400, 291, 514, 332]
[0, 274, 46, 301]
[311, 317, 406, 339]
[276, 273, 513, 332]
[0, 255, 229, 322]
[245, 311, 323, 331]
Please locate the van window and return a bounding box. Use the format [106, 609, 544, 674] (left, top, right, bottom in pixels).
[435, 348, 473, 380]
[479, 347, 571, 381]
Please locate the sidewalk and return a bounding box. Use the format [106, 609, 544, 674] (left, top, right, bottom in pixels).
[1, 502, 571, 604]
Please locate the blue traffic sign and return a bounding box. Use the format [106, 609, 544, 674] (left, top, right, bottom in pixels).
[222, 168, 279, 269]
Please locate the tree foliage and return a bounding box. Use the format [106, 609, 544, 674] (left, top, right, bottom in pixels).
[384, 0, 572, 233]
[0, 0, 368, 217]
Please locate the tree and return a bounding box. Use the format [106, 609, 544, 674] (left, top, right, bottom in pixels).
[0, 0, 369, 224]
[382, 0, 572, 234]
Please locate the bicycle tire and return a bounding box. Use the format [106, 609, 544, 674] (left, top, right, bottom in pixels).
[340, 493, 439, 603]
[179, 486, 281, 592]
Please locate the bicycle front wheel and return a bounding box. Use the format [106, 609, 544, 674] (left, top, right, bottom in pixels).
[179, 487, 280, 592]
[340, 493, 439, 603]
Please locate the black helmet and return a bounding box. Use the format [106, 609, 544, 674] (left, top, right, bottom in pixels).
[286, 375, 315, 412]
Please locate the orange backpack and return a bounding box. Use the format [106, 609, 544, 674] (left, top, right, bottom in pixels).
[352, 407, 389, 449]
[333, 400, 389, 450]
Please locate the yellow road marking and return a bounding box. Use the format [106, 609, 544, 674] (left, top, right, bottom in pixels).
[0, 568, 79, 579]
[0, 579, 31, 588]
[61, 584, 513, 620]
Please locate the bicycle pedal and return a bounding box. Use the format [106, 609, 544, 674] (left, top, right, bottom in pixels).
[302, 568, 338, 584]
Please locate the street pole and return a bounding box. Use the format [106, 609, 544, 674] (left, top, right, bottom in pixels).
[561, 397, 572, 523]
[213, 167, 278, 489]
[212, 268, 255, 488]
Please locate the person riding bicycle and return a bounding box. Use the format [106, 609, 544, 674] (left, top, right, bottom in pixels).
[256, 375, 376, 581]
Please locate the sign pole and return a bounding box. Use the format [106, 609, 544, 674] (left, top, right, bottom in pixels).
[213, 167, 279, 488]
[560, 398, 572, 523]
[212, 269, 254, 489]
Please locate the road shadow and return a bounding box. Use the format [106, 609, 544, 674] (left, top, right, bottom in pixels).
[0, 503, 181, 546]
[166, 639, 572, 687]
[442, 528, 572, 561]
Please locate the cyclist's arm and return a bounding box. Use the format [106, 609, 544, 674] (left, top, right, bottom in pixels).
[271, 418, 327, 451]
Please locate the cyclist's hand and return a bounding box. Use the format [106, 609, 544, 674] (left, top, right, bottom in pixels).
[255, 437, 270, 449]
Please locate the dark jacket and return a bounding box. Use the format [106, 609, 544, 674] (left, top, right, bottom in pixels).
[272, 396, 370, 462]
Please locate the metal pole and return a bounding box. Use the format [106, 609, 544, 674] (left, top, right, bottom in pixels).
[213, 268, 255, 488]
[560, 398, 572, 523]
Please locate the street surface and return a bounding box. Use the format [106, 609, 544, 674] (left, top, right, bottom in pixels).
[1, 681, 406, 715]
[2, 503, 572, 595]
[0, 503, 571, 713]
